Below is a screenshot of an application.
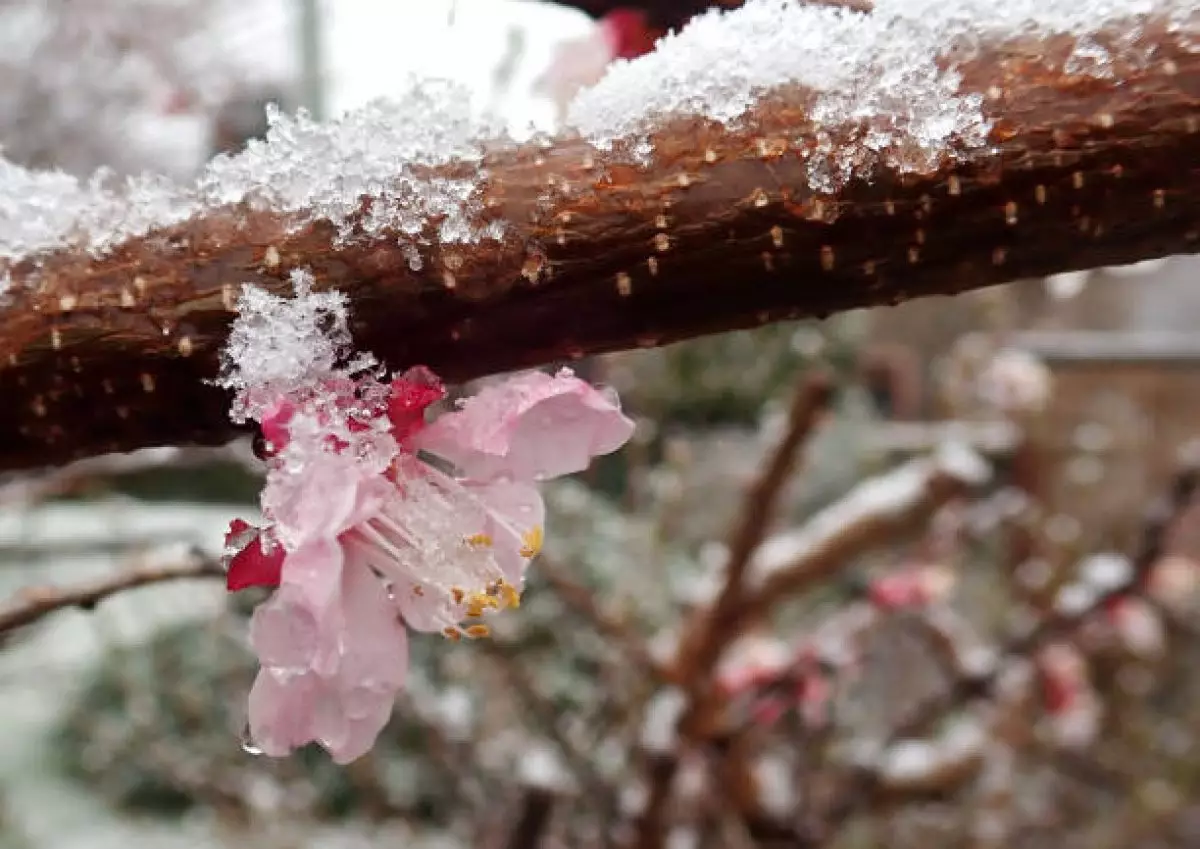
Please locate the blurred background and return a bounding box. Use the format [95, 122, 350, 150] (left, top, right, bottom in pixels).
[3, 1, 1200, 847]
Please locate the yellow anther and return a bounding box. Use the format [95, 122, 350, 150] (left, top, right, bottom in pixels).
[464, 591, 500, 618]
[465, 532, 493, 548]
[519, 525, 544, 559]
[451, 587, 465, 604]
[499, 581, 522, 609]
[465, 624, 491, 639]
[443, 627, 462, 642]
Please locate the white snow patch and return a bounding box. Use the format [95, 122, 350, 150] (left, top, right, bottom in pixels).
[0, 78, 504, 264]
[569, 0, 1195, 183]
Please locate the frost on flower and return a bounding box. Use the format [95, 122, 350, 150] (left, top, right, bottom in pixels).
[217, 269, 634, 763]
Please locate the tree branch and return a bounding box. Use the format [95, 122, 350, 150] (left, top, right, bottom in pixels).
[808, 460, 1200, 845]
[1, 17, 1198, 471]
[0, 553, 224, 633]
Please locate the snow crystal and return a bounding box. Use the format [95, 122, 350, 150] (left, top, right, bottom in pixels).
[0, 160, 191, 264]
[214, 268, 361, 424]
[519, 742, 574, 790]
[0, 77, 503, 264]
[569, 0, 1196, 180]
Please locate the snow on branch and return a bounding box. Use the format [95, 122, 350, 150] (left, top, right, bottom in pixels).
[744, 441, 990, 609]
[1, 0, 1198, 471]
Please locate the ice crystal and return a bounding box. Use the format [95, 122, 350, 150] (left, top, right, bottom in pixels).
[0, 77, 503, 264]
[569, 0, 1196, 179]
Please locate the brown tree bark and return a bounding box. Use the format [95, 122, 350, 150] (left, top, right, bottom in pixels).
[0, 23, 1197, 473]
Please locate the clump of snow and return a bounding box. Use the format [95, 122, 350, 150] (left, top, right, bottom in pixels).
[200, 81, 506, 245]
[2, 0, 1191, 264]
[0, 159, 191, 265]
[214, 269, 358, 422]
[569, 0, 1195, 181]
[0, 76, 504, 264]
[641, 687, 686, 752]
[878, 716, 986, 789]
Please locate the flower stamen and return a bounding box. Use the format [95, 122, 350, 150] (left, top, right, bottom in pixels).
[519, 525, 545, 559]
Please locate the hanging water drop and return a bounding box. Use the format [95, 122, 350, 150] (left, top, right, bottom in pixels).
[240, 724, 263, 756]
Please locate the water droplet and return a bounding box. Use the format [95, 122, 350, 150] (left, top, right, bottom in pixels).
[240, 725, 263, 756]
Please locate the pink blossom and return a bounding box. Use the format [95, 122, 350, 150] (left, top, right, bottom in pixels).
[1036, 643, 1101, 748]
[248, 549, 409, 763]
[723, 642, 834, 732]
[412, 369, 636, 483]
[223, 331, 633, 760]
[866, 564, 954, 611]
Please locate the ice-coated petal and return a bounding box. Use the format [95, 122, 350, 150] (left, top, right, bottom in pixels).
[247, 668, 319, 758]
[278, 538, 349, 677]
[259, 399, 296, 455]
[336, 556, 410, 691]
[322, 558, 408, 763]
[246, 558, 409, 763]
[250, 586, 322, 670]
[386, 366, 445, 444]
[413, 369, 635, 482]
[224, 519, 285, 591]
[262, 449, 389, 549]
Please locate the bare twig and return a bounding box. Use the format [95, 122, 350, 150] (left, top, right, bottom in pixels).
[741, 443, 990, 618]
[0, 441, 260, 506]
[631, 438, 988, 848]
[677, 373, 834, 680]
[634, 374, 833, 848]
[0, 554, 224, 633]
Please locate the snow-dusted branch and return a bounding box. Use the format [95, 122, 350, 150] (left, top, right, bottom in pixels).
[0, 552, 223, 633]
[632, 374, 830, 845]
[806, 461, 1200, 844]
[742, 443, 989, 616]
[0, 0, 1196, 471]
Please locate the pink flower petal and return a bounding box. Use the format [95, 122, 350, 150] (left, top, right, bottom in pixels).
[250, 585, 323, 670]
[246, 559, 409, 763]
[247, 668, 319, 757]
[414, 370, 635, 483]
[224, 520, 286, 591]
[259, 400, 296, 456]
[263, 451, 389, 549]
[600, 9, 664, 59]
[467, 478, 545, 584]
[335, 557, 410, 691]
[322, 559, 408, 763]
